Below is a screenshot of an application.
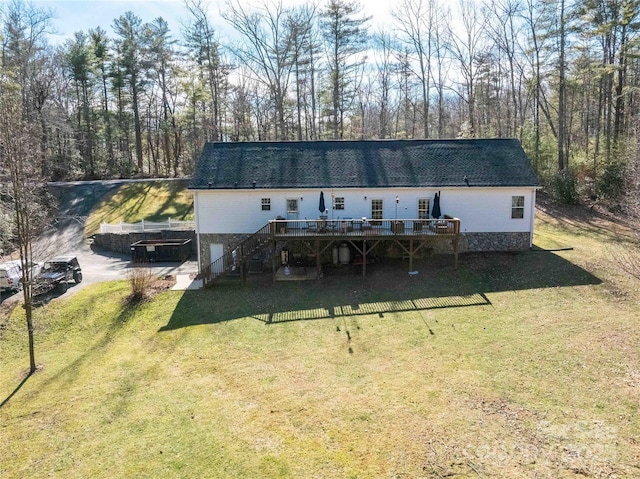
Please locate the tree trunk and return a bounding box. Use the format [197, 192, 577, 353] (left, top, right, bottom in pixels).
[557, 0, 567, 171]
[131, 77, 144, 174]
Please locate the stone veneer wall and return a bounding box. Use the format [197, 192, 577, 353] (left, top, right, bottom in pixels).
[426, 232, 530, 254]
[198, 233, 252, 267]
[94, 230, 197, 254]
[458, 232, 531, 253]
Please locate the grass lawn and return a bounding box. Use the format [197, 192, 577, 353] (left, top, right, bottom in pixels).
[1, 202, 639, 478]
[83, 180, 194, 236]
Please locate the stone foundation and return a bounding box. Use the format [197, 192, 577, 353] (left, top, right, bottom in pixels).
[198, 233, 252, 267]
[459, 232, 531, 253]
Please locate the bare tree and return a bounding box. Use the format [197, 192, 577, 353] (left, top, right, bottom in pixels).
[183, 0, 230, 143]
[556, 0, 569, 171]
[485, 0, 526, 137]
[320, 0, 371, 139]
[392, 0, 438, 138]
[448, 0, 489, 137]
[286, 3, 318, 140]
[0, 76, 48, 375]
[372, 30, 397, 139]
[223, 0, 299, 140]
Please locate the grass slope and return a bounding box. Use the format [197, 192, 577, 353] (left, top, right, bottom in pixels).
[1, 204, 639, 478]
[84, 180, 194, 237]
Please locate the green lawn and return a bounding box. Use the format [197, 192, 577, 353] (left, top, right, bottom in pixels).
[83, 180, 194, 236]
[1, 204, 639, 478]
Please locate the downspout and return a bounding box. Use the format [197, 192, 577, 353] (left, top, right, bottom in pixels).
[193, 190, 202, 274]
[529, 188, 537, 248]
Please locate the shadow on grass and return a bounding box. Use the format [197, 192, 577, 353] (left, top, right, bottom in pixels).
[160, 248, 602, 330]
[0, 372, 31, 409]
[535, 191, 637, 243]
[32, 281, 85, 308]
[30, 303, 143, 393]
[88, 180, 193, 226]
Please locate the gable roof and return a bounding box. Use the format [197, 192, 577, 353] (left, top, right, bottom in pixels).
[189, 139, 539, 190]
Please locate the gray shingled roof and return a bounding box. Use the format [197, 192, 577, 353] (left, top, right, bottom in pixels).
[189, 139, 539, 190]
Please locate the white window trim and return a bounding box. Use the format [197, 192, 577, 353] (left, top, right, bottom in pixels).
[511, 196, 525, 219]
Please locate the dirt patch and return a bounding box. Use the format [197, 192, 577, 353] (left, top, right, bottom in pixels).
[123, 274, 177, 305]
[150, 274, 177, 293]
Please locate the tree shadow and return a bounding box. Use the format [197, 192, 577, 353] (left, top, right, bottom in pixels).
[160, 249, 602, 331]
[32, 281, 85, 307]
[535, 192, 637, 242]
[27, 302, 148, 392]
[0, 371, 32, 409]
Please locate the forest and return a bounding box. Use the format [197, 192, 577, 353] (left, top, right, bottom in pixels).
[1, 0, 640, 207]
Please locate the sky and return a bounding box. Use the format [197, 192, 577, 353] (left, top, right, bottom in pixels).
[22, 0, 395, 45]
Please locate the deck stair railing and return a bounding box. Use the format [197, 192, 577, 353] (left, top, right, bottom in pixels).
[202, 222, 272, 288]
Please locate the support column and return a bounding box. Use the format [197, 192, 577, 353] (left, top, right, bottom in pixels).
[272, 241, 277, 283]
[452, 237, 459, 269]
[240, 244, 246, 284]
[316, 239, 321, 278]
[409, 239, 414, 271]
[362, 240, 367, 276]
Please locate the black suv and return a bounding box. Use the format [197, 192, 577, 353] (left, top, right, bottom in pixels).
[35, 256, 83, 294]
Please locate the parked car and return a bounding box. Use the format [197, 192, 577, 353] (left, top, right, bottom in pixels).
[0, 261, 23, 293]
[35, 256, 83, 294]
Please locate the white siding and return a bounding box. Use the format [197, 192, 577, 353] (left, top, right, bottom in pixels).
[191, 187, 537, 234]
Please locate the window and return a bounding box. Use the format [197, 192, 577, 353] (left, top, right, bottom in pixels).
[333, 196, 345, 210]
[511, 196, 524, 219]
[371, 199, 383, 223]
[418, 198, 430, 219]
[286, 199, 298, 214]
[261, 198, 271, 211]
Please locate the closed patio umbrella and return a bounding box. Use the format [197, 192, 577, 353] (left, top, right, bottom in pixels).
[319, 191, 326, 214]
[431, 191, 441, 219]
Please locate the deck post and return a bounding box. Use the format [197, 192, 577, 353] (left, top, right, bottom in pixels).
[272, 241, 277, 283]
[240, 244, 245, 284]
[315, 239, 321, 278]
[452, 238, 459, 269]
[362, 240, 367, 276]
[409, 239, 414, 271]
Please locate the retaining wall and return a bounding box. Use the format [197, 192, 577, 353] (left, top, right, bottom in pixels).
[94, 230, 197, 255]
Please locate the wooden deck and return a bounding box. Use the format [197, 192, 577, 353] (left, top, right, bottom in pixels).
[269, 218, 461, 280]
[201, 218, 462, 288]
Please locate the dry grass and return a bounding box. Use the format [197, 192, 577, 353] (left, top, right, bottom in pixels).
[1, 204, 639, 478]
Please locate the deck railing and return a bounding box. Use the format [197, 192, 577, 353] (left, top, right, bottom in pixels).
[269, 217, 460, 238]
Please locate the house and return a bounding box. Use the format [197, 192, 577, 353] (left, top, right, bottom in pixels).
[189, 139, 539, 282]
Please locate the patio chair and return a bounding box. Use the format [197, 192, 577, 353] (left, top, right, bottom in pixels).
[306, 218, 319, 232]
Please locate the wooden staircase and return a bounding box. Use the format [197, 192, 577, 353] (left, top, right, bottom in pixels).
[201, 223, 272, 288]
